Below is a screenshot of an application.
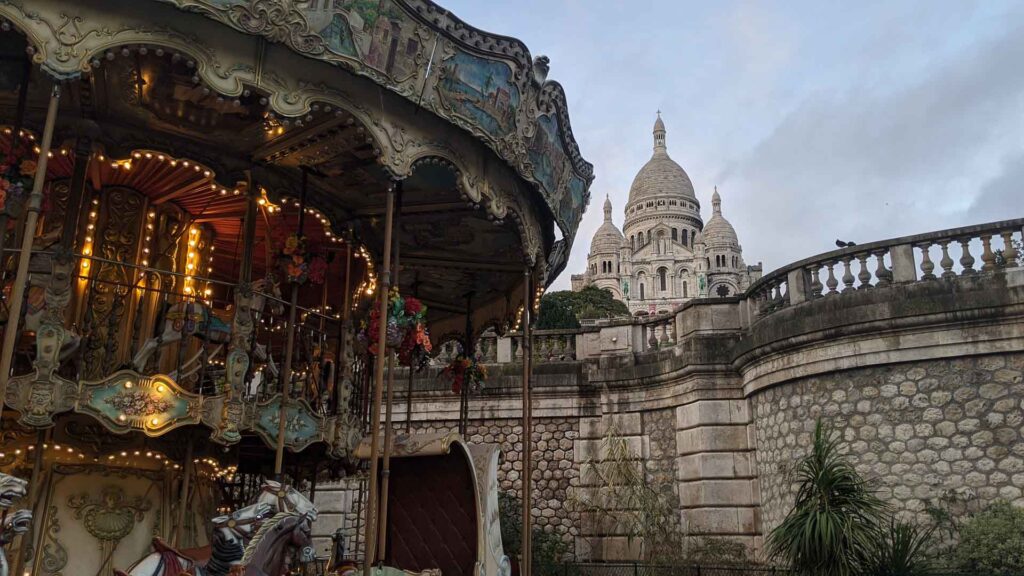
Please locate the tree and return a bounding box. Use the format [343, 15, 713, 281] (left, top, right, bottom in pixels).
[767, 420, 887, 576]
[536, 286, 629, 329]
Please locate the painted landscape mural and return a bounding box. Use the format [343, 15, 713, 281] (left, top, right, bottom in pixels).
[307, 0, 422, 80]
[437, 51, 520, 139]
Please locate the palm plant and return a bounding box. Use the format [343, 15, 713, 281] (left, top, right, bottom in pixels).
[863, 519, 934, 576]
[766, 420, 887, 576]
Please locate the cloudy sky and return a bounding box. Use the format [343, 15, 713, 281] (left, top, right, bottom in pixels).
[440, 0, 1024, 290]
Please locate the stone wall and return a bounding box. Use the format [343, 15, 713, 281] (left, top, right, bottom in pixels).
[752, 353, 1024, 532]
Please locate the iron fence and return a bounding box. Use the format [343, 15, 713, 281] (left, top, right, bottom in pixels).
[549, 564, 1024, 576]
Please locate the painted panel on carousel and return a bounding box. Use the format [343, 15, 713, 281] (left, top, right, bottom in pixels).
[437, 51, 520, 139]
[252, 396, 323, 452]
[77, 371, 201, 436]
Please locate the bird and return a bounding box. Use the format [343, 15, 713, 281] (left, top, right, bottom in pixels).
[835, 239, 857, 248]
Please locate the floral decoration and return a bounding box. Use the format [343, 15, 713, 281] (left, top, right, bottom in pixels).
[0, 138, 37, 213]
[358, 288, 432, 366]
[440, 354, 487, 394]
[278, 233, 328, 285]
[104, 389, 172, 417]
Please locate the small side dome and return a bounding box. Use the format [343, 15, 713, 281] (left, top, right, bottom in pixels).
[702, 187, 739, 247]
[590, 194, 624, 254]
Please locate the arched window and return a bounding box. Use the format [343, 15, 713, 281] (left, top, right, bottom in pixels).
[640, 283, 645, 299]
[631, 236, 635, 250]
[671, 228, 678, 241]
[658, 267, 668, 292]
[647, 230, 652, 244]
[691, 230, 696, 245]
[681, 229, 688, 246]
[682, 280, 688, 297]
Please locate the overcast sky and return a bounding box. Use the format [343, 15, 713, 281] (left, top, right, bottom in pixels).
[440, 0, 1024, 290]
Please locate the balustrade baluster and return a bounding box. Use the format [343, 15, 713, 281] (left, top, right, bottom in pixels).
[841, 256, 856, 292]
[825, 261, 839, 295]
[659, 322, 670, 347]
[980, 235, 996, 272]
[808, 264, 823, 298]
[873, 249, 891, 287]
[938, 240, 956, 279]
[959, 238, 976, 275]
[1001, 231, 1019, 268]
[856, 253, 872, 289]
[647, 325, 658, 349]
[564, 334, 576, 360]
[918, 243, 936, 280]
[513, 336, 523, 360]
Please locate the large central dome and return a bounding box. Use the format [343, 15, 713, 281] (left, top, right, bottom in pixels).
[627, 114, 696, 203]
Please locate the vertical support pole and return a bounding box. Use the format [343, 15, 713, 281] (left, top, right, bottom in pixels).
[363, 183, 396, 574]
[12, 430, 46, 576]
[521, 266, 533, 576]
[377, 181, 402, 561]
[0, 84, 60, 404]
[404, 359, 414, 433]
[173, 437, 194, 546]
[458, 292, 473, 436]
[61, 141, 90, 250]
[274, 167, 308, 478]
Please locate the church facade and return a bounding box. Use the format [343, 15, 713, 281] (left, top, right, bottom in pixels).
[571, 115, 762, 315]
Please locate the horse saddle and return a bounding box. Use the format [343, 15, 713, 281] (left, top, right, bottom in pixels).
[152, 536, 212, 565]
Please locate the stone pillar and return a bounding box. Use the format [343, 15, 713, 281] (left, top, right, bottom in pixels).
[890, 244, 918, 283]
[497, 336, 513, 363]
[675, 398, 761, 552]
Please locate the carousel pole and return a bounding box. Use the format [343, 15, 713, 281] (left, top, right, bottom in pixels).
[274, 167, 309, 478]
[239, 173, 258, 284]
[0, 84, 60, 402]
[376, 181, 402, 561]
[363, 182, 396, 574]
[334, 242, 351, 415]
[521, 267, 533, 576]
[12, 429, 46, 576]
[173, 437, 194, 546]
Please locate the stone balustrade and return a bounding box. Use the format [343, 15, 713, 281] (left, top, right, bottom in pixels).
[747, 218, 1023, 320]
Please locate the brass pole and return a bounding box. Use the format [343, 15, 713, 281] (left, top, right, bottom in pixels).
[363, 183, 396, 574]
[377, 182, 402, 561]
[12, 430, 46, 576]
[173, 437, 194, 546]
[274, 167, 309, 478]
[0, 84, 60, 405]
[404, 359, 413, 434]
[521, 267, 533, 576]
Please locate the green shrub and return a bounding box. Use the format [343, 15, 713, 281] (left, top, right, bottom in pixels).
[862, 519, 934, 576]
[498, 491, 568, 574]
[949, 500, 1024, 574]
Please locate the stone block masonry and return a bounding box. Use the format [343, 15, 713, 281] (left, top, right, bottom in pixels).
[753, 353, 1024, 533]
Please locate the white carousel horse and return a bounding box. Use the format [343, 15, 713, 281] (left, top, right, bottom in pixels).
[115, 501, 272, 576]
[132, 277, 284, 374]
[255, 480, 318, 522]
[228, 511, 314, 576]
[0, 472, 31, 576]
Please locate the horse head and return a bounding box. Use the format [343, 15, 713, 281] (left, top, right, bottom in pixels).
[0, 473, 28, 509]
[257, 480, 319, 522]
[211, 501, 273, 546]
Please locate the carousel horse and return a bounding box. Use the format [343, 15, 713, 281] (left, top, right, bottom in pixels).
[227, 512, 313, 576]
[115, 502, 272, 576]
[255, 480, 318, 522]
[0, 472, 31, 576]
[132, 277, 284, 374]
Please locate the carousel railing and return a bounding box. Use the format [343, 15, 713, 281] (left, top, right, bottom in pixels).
[4, 248, 355, 416]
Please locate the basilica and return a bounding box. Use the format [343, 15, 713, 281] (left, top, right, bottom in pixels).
[571, 114, 762, 315]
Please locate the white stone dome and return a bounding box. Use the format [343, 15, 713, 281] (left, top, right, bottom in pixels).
[702, 188, 739, 247]
[627, 114, 697, 204]
[590, 195, 624, 254]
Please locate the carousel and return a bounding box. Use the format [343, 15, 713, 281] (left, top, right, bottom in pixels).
[0, 2, 592, 576]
